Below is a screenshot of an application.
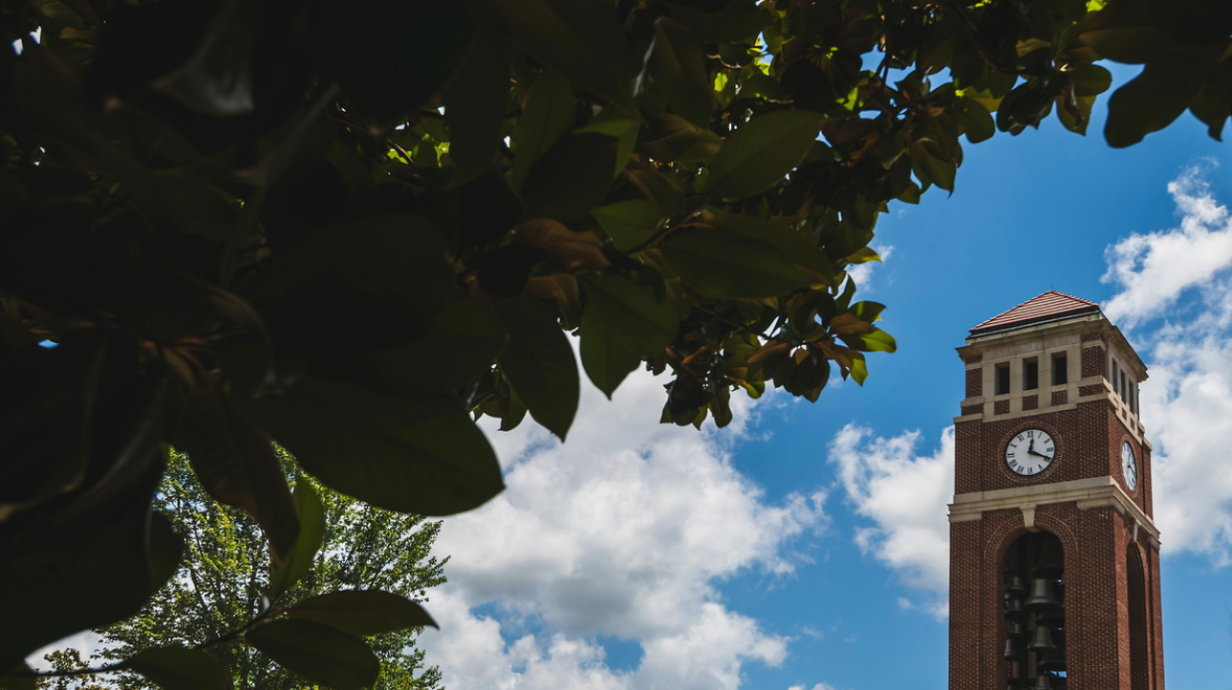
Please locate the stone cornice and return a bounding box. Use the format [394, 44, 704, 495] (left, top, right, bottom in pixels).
[949, 476, 1160, 547]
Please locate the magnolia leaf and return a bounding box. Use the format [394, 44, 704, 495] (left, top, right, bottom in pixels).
[287, 590, 437, 637]
[1105, 47, 1222, 148]
[246, 620, 378, 690]
[444, 16, 512, 177]
[126, 647, 229, 690]
[492, 0, 632, 107]
[702, 110, 823, 198]
[593, 199, 664, 251]
[179, 380, 299, 562]
[268, 477, 325, 599]
[660, 227, 809, 299]
[521, 133, 618, 223]
[579, 307, 643, 398]
[252, 378, 504, 516]
[494, 295, 580, 440]
[512, 70, 576, 191]
[649, 19, 712, 127]
[580, 275, 679, 355]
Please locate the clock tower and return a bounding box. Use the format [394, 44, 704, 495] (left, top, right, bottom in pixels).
[948, 292, 1164, 690]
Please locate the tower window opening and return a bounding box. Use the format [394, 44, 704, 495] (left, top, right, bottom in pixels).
[1023, 359, 1039, 391]
[995, 363, 1011, 395]
[1051, 352, 1068, 385]
[1112, 359, 1120, 393]
[1121, 372, 1127, 402]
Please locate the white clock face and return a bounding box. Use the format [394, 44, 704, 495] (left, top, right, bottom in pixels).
[1121, 441, 1138, 491]
[1005, 429, 1055, 476]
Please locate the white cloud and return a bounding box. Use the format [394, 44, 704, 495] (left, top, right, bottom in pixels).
[1102, 166, 1232, 565]
[419, 370, 828, 689]
[827, 425, 954, 618]
[1102, 162, 1232, 327]
[846, 245, 894, 292]
[788, 684, 838, 690]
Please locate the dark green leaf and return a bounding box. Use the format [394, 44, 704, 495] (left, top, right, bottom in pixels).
[269, 477, 325, 599]
[909, 141, 956, 193]
[1105, 47, 1223, 148]
[1071, 64, 1113, 97]
[246, 620, 378, 690]
[334, 294, 506, 397]
[580, 275, 679, 355]
[667, 1, 770, 42]
[660, 227, 809, 299]
[512, 70, 576, 191]
[179, 380, 299, 562]
[126, 646, 229, 690]
[579, 308, 643, 398]
[521, 133, 618, 223]
[286, 590, 437, 636]
[444, 16, 512, 177]
[492, 0, 633, 107]
[0, 663, 36, 690]
[149, 0, 257, 116]
[593, 200, 664, 252]
[702, 110, 823, 198]
[649, 19, 712, 127]
[252, 377, 504, 516]
[494, 295, 580, 440]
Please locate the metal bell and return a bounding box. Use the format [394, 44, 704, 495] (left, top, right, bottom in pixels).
[1037, 648, 1067, 672]
[1003, 638, 1021, 661]
[1033, 541, 1064, 578]
[1007, 619, 1027, 638]
[1033, 671, 1055, 690]
[1004, 595, 1026, 619]
[1035, 605, 1065, 628]
[1027, 625, 1058, 653]
[1007, 574, 1028, 597]
[1024, 577, 1062, 612]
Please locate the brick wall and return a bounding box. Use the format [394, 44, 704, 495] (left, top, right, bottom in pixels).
[951, 331, 1164, 689]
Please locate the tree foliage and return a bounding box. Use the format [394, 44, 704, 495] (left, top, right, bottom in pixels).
[1, 0, 1229, 686]
[29, 450, 445, 690]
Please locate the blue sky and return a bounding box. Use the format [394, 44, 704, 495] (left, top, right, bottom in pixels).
[417, 68, 1232, 689]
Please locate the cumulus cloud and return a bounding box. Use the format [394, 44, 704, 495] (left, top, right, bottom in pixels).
[827, 425, 954, 618]
[1103, 162, 1232, 327]
[419, 369, 828, 690]
[846, 244, 894, 292]
[1101, 167, 1232, 564]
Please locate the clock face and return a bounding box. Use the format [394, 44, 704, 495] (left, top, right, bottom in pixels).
[1121, 441, 1138, 491]
[1004, 429, 1055, 476]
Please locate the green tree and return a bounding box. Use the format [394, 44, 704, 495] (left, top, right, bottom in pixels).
[2, 0, 1230, 686]
[33, 449, 445, 690]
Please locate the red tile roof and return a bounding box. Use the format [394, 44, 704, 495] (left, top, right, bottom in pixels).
[970, 291, 1101, 335]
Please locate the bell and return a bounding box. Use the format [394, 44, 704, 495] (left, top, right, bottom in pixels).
[1007, 619, 1027, 638]
[1033, 541, 1064, 578]
[1024, 577, 1062, 612]
[1007, 574, 1029, 597]
[1027, 625, 1058, 653]
[1033, 671, 1055, 690]
[1035, 606, 1065, 628]
[1004, 596, 1026, 619]
[1004, 638, 1021, 661]
[1037, 648, 1067, 673]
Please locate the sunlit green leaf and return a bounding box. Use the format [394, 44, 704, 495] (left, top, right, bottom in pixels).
[268, 477, 325, 599]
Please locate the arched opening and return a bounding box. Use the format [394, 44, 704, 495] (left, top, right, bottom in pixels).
[1002, 532, 1066, 689]
[1127, 544, 1150, 689]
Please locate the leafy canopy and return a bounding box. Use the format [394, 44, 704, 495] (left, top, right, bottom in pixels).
[1, 0, 1229, 686]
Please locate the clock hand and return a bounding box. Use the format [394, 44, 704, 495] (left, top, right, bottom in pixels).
[1028, 449, 1053, 461]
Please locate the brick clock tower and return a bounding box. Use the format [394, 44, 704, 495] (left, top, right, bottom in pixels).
[948, 292, 1164, 690]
